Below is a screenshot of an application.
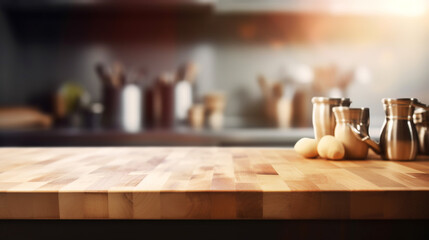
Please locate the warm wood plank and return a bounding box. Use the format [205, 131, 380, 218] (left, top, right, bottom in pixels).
[0, 147, 428, 219]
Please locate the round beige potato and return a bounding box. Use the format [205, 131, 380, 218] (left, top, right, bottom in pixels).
[294, 138, 318, 158]
[317, 135, 345, 160]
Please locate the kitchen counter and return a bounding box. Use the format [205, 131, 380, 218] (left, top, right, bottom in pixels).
[0, 147, 428, 220]
[0, 128, 316, 146]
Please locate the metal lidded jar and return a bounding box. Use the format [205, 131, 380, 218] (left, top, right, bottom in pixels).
[413, 108, 429, 155]
[333, 107, 370, 159]
[380, 98, 419, 160]
[311, 97, 351, 141]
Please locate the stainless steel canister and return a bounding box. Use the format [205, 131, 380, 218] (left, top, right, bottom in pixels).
[413, 108, 429, 155]
[380, 98, 419, 161]
[312, 97, 351, 141]
[333, 107, 369, 159]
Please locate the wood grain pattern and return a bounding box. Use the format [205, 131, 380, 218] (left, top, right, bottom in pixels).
[0, 147, 428, 219]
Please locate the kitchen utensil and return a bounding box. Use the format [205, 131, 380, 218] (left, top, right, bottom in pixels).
[312, 97, 351, 141]
[177, 62, 198, 84]
[349, 124, 381, 154]
[95, 63, 112, 87]
[413, 108, 429, 155]
[333, 107, 370, 159]
[111, 62, 125, 88]
[351, 98, 425, 161]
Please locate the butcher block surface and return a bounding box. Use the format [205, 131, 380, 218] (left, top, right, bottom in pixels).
[0, 147, 428, 219]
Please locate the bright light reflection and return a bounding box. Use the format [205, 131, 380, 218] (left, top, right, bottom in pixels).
[328, 0, 427, 16]
[216, 0, 428, 16]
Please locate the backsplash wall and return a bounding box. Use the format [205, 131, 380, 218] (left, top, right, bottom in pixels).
[0, 9, 15, 105]
[1, 8, 428, 128]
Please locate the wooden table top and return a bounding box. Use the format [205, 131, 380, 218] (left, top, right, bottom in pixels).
[0, 147, 428, 219]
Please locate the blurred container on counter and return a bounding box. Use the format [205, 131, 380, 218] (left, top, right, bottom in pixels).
[54, 82, 90, 128]
[379, 98, 422, 161]
[144, 83, 156, 129]
[83, 102, 104, 129]
[121, 83, 142, 132]
[257, 62, 363, 130]
[161, 73, 175, 128]
[188, 104, 205, 129]
[414, 108, 429, 155]
[257, 75, 294, 128]
[257, 63, 314, 128]
[143, 74, 174, 129]
[102, 84, 122, 129]
[285, 64, 314, 128]
[258, 76, 286, 127]
[333, 107, 369, 159]
[204, 92, 226, 130]
[97, 61, 144, 131]
[174, 62, 198, 124]
[100, 62, 124, 129]
[312, 97, 351, 141]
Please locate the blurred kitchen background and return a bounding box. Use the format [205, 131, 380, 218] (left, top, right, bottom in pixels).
[0, 0, 429, 146]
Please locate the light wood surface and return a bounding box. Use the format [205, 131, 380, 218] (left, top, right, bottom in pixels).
[0, 147, 428, 219]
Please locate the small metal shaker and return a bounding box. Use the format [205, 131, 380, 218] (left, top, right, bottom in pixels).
[312, 97, 351, 141]
[413, 108, 429, 155]
[380, 98, 420, 161]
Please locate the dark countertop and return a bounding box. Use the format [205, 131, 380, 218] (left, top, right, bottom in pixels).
[0, 127, 315, 146]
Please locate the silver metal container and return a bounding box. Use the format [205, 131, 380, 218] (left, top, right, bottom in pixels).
[380, 98, 419, 161]
[333, 107, 369, 159]
[312, 97, 351, 141]
[413, 108, 429, 155]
